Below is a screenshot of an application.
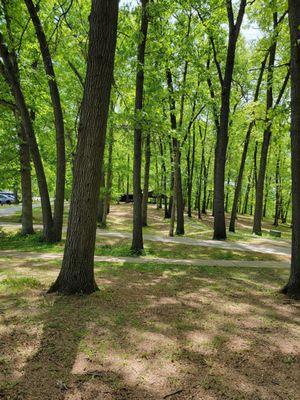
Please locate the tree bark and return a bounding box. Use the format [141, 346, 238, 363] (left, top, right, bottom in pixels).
[166, 67, 185, 235]
[159, 137, 169, 219]
[263, 175, 271, 218]
[169, 141, 179, 237]
[253, 12, 289, 234]
[97, 168, 105, 226]
[102, 122, 114, 227]
[18, 120, 34, 235]
[142, 131, 151, 226]
[274, 155, 281, 226]
[0, 32, 55, 241]
[48, 0, 119, 294]
[25, 0, 66, 242]
[213, 0, 246, 240]
[187, 126, 196, 218]
[282, 0, 300, 298]
[229, 53, 268, 232]
[131, 0, 149, 253]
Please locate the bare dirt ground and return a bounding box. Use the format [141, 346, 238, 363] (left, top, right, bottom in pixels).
[0, 257, 299, 400]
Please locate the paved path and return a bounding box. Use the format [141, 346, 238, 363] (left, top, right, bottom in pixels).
[0, 216, 291, 257]
[96, 230, 291, 258]
[0, 223, 291, 258]
[0, 250, 289, 269]
[0, 203, 40, 217]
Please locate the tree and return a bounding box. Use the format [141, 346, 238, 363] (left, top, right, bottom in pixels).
[131, 0, 149, 253]
[48, 0, 119, 295]
[252, 10, 287, 235]
[0, 32, 55, 242]
[212, 0, 247, 240]
[281, 0, 300, 299]
[229, 51, 269, 232]
[24, 0, 66, 242]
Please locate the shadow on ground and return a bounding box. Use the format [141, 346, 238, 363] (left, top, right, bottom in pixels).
[0, 260, 299, 399]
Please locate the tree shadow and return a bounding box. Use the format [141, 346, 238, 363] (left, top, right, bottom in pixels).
[1, 262, 299, 399]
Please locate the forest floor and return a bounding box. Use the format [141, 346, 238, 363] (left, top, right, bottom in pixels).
[0, 204, 299, 399]
[0, 258, 299, 400]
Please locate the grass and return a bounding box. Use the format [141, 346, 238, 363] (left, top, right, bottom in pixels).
[0, 230, 65, 253]
[0, 256, 298, 400]
[0, 204, 296, 399]
[94, 238, 283, 261]
[0, 229, 284, 262]
[0, 203, 292, 241]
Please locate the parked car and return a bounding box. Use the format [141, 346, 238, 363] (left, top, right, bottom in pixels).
[0, 194, 13, 205]
[0, 192, 19, 204]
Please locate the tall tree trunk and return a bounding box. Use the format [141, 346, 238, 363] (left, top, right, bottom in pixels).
[263, 175, 271, 218]
[252, 27, 276, 234]
[97, 168, 105, 226]
[282, 0, 300, 298]
[142, 131, 151, 226]
[242, 168, 252, 215]
[102, 122, 114, 227]
[169, 141, 179, 237]
[197, 139, 205, 218]
[187, 127, 196, 217]
[131, 0, 149, 253]
[25, 0, 66, 242]
[213, 0, 246, 240]
[18, 119, 34, 235]
[229, 53, 268, 232]
[176, 152, 185, 234]
[274, 156, 281, 226]
[167, 137, 174, 219]
[166, 68, 185, 235]
[282, 191, 291, 224]
[0, 100, 34, 235]
[253, 12, 289, 234]
[0, 32, 55, 242]
[48, 0, 119, 294]
[126, 154, 130, 202]
[159, 138, 169, 219]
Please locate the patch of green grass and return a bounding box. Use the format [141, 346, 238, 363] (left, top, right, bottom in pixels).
[0, 277, 42, 290]
[0, 230, 64, 253]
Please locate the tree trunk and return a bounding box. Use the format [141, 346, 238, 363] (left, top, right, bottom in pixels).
[213, 0, 246, 240]
[0, 32, 55, 242]
[166, 67, 185, 235]
[253, 12, 282, 235]
[281, 191, 291, 224]
[18, 120, 34, 235]
[159, 138, 169, 219]
[97, 168, 105, 226]
[229, 53, 268, 231]
[176, 152, 185, 234]
[48, 0, 119, 294]
[25, 0, 66, 242]
[131, 0, 149, 253]
[263, 175, 271, 218]
[242, 168, 252, 215]
[274, 156, 281, 226]
[102, 123, 114, 228]
[142, 131, 151, 226]
[126, 154, 130, 202]
[187, 127, 196, 218]
[282, 0, 300, 298]
[169, 141, 179, 237]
